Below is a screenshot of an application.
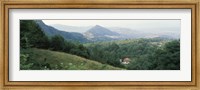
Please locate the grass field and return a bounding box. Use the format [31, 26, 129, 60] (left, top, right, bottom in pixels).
[21, 48, 123, 70]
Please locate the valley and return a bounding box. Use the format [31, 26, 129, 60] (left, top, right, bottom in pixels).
[20, 20, 180, 70]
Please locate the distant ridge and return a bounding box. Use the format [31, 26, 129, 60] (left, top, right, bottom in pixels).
[87, 25, 120, 36]
[36, 21, 179, 43]
[84, 25, 121, 41]
[35, 20, 89, 43]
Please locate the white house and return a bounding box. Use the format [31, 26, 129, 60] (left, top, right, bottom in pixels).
[120, 57, 131, 64]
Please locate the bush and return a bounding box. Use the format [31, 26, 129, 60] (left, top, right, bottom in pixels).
[20, 54, 33, 70]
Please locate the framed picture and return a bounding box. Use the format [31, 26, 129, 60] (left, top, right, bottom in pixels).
[1, 0, 199, 90]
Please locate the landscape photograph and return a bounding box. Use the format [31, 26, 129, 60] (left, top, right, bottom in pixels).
[20, 20, 180, 70]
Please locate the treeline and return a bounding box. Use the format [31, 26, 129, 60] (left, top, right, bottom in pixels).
[86, 39, 180, 70]
[127, 40, 180, 70]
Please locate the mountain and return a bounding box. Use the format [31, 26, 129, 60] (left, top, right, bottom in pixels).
[84, 25, 121, 41]
[35, 20, 89, 43]
[50, 24, 91, 33]
[35, 20, 179, 43]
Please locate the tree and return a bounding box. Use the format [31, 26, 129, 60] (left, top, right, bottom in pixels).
[20, 20, 50, 49]
[20, 54, 33, 70]
[107, 43, 119, 51]
[63, 41, 76, 53]
[126, 39, 180, 70]
[156, 40, 180, 70]
[50, 35, 65, 51]
[147, 40, 180, 70]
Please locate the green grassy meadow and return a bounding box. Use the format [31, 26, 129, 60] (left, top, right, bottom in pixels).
[21, 48, 122, 70]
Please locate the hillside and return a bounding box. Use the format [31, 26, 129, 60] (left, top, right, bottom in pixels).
[20, 20, 180, 70]
[21, 48, 122, 70]
[82, 38, 180, 70]
[35, 20, 89, 43]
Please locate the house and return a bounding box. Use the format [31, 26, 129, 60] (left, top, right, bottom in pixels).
[120, 57, 131, 64]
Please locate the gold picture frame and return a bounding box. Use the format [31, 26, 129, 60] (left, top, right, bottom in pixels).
[0, 0, 199, 90]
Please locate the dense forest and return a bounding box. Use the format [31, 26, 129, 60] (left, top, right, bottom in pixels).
[20, 20, 180, 70]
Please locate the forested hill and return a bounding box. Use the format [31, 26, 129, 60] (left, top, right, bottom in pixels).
[84, 38, 180, 70]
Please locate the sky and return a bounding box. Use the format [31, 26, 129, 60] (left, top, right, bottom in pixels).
[42, 20, 180, 32]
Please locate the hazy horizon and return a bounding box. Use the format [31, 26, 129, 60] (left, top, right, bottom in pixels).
[42, 20, 180, 33]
